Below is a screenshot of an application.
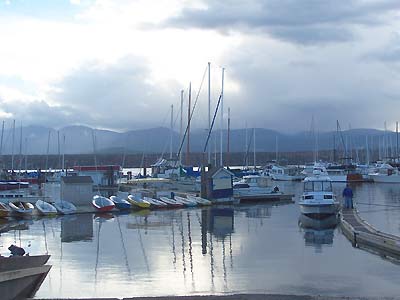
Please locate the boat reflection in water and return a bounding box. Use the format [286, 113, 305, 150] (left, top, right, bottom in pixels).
[61, 214, 93, 243]
[298, 214, 339, 252]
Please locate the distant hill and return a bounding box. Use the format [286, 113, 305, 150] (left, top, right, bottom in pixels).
[0, 125, 395, 155]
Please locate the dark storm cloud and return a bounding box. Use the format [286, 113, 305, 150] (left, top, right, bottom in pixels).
[221, 41, 400, 132]
[49, 56, 180, 130]
[167, 0, 400, 45]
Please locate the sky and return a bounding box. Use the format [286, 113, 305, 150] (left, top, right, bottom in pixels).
[1, 0, 400, 133]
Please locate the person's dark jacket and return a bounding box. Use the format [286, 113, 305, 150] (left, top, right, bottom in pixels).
[342, 187, 353, 198]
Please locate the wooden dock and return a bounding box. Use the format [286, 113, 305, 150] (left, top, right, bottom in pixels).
[340, 208, 400, 261]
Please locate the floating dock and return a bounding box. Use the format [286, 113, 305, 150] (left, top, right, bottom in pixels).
[340, 208, 400, 261]
[233, 193, 294, 204]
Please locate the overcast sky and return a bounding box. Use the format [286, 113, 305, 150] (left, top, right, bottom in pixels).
[1, 0, 400, 132]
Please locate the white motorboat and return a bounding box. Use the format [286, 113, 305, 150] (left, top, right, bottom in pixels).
[233, 175, 280, 196]
[298, 172, 339, 219]
[301, 162, 329, 178]
[35, 200, 57, 216]
[368, 163, 400, 183]
[53, 200, 77, 215]
[269, 165, 304, 181]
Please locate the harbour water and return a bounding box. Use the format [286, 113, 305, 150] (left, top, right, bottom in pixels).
[0, 182, 400, 298]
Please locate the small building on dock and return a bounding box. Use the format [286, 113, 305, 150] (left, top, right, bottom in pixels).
[72, 165, 121, 186]
[201, 167, 234, 203]
[61, 176, 93, 206]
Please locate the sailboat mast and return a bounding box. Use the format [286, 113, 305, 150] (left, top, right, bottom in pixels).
[253, 127, 256, 170]
[57, 130, 61, 170]
[62, 134, 65, 171]
[0, 121, 4, 169]
[208, 62, 211, 165]
[227, 107, 230, 168]
[11, 120, 15, 172]
[220, 68, 224, 167]
[186, 83, 191, 166]
[245, 122, 248, 168]
[18, 123, 22, 174]
[170, 104, 173, 159]
[45, 130, 51, 180]
[366, 135, 370, 165]
[179, 90, 184, 165]
[396, 121, 399, 161]
[24, 137, 28, 172]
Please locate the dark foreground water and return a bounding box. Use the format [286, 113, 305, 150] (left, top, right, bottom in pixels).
[0, 182, 400, 298]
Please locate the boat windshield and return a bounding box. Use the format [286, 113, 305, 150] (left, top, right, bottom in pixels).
[304, 181, 332, 192]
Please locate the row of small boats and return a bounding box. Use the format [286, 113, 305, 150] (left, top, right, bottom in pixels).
[92, 194, 212, 212]
[0, 199, 77, 218]
[0, 193, 212, 218]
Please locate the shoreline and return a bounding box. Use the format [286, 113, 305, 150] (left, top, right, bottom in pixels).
[30, 293, 400, 300]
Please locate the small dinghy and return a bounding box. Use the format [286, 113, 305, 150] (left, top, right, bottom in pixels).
[92, 195, 115, 212]
[143, 196, 168, 209]
[186, 195, 212, 206]
[0, 202, 11, 217]
[127, 195, 151, 209]
[110, 195, 132, 210]
[35, 200, 57, 216]
[9, 201, 34, 217]
[53, 200, 77, 215]
[174, 196, 198, 207]
[159, 197, 184, 208]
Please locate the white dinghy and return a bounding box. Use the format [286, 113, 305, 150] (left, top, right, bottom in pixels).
[35, 200, 57, 216]
[53, 200, 77, 215]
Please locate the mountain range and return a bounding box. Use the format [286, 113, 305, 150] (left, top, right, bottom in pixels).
[0, 125, 395, 155]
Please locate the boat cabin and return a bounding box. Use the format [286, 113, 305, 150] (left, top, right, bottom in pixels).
[302, 176, 334, 201]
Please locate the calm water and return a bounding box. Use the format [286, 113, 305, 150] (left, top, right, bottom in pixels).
[1, 182, 400, 298]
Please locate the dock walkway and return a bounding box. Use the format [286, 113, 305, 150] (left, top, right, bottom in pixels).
[340, 207, 400, 260]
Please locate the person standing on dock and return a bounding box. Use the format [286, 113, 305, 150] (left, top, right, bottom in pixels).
[342, 184, 353, 209]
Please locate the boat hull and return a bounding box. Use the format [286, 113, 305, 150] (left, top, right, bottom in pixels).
[53, 201, 76, 215]
[92, 203, 114, 212]
[127, 196, 151, 209]
[9, 202, 34, 218]
[0, 265, 51, 300]
[369, 174, 400, 183]
[0, 255, 51, 300]
[114, 202, 132, 210]
[35, 200, 57, 216]
[299, 203, 338, 219]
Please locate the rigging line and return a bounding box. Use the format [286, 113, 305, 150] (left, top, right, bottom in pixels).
[203, 93, 222, 153]
[243, 128, 254, 167]
[164, 86, 191, 158]
[176, 64, 209, 160]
